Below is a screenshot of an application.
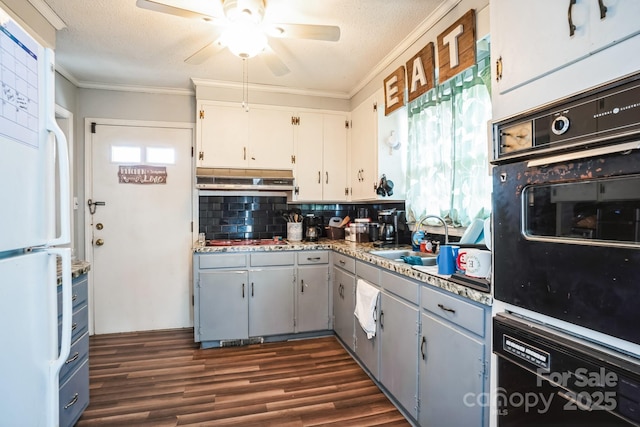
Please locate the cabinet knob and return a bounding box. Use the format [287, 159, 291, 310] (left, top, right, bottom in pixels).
[95, 238, 104, 246]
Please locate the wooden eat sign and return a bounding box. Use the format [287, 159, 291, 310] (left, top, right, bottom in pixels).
[383, 9, 476, 115]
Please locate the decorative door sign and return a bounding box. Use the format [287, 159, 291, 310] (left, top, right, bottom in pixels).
[118, 165, 167, 184]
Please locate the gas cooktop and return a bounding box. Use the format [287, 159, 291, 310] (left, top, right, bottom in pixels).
[205, 239, 286, 246]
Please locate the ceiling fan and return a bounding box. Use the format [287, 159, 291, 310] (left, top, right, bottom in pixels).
[136, 0, 341, 76]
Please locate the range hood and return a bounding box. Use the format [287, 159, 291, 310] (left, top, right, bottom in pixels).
[196, 168, 294, 191]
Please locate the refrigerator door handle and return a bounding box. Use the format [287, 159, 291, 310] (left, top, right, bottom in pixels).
[46, 247, 72, 422]
[44, 48, 71, 247]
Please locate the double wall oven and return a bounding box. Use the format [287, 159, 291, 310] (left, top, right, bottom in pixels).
[491, 72, 640, 425]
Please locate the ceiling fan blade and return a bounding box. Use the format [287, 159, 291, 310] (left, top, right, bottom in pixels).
[267, 23, 340, 42]
[261, 47, 290, 76]
[185, 40, 225, 65]
[136, 0, 220, 23]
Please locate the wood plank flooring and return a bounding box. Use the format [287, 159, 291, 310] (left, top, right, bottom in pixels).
[76, 328, 410, 426]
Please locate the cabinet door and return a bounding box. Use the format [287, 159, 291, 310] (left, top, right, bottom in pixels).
[492, 2, 640, 99]
[350, 92, 378, 200]
[249, 268, 295, 336]
[491, 0, 591, 95]
[249, 107, 294, 169]
[198, 270, 249, 341]
[295, 112, 324, 200]
[322, 113, 348, 201]
[379, 292, 419, 419]
[332, 266, 355, 350]
[297, 265, 329, 332]
[419, 312, 486, 427]
[199, 103, 248, 168]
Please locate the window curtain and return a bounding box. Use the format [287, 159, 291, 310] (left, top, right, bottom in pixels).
[406, 58, 492, 228]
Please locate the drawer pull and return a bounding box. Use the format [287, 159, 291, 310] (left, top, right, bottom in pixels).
[71, 322, 77, 331]
[339, 260, 345, 265]
[72, 293, 78, 302]
[64, 393, 79, 410]
[421, 336, 426, 360]
[65, 351, 79, 364]
[437, 303, 456, 314]
[307, 257, 321, 261]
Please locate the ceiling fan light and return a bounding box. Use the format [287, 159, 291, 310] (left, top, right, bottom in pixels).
[221, 24, 267, 58]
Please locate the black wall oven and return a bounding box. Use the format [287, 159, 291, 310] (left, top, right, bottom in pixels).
[491, 72, 640, 426]
[492, 72, 640, 346]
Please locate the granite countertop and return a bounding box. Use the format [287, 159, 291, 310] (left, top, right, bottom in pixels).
[57, 260, 91, 284]
[194, 239, 493, 306]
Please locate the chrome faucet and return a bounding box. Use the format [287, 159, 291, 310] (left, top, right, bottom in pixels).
[416, 215, 449, 245]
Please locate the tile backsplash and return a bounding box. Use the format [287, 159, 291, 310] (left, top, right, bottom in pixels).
[198, 195, 410, 243]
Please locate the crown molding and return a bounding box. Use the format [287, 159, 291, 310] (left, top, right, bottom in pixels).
[26, 0, 66, 30]
[348, 0, 462, 98]
[191, 78, 350, 100]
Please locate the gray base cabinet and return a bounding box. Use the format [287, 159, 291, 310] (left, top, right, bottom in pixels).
[332, 253, 355, 350]
[249, 267, 295, 336]
[419, 286, 489, 427]
[198, 270, 249, 341]
[419, 312, 485, 427]
[58, 273, 90, 427]
[379, 292, 419, 420]
[297, 264, 329, 332]
[194, 251, 330, 345]
[354, 261, 381, 379]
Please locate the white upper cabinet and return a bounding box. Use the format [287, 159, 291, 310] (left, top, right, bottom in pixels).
[350, 91, 379, 201]
[350, 89, 406, 201]
[492, 0, 640, 118]
[248, 106, 295, 170]
[198, 103, 249, 168]
[197, 102, 294, 170]
[294, 112, 348, 202]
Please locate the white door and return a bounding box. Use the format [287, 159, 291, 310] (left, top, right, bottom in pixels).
[89, 122, 193, 334]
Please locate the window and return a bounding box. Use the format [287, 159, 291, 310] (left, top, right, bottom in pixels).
[111, 146, 141, 163]
[405, 53, 492, 228]
[146, 147, 175, 165]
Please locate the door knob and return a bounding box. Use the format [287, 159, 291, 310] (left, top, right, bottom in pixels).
[95, 238, 104, 246]
[96, 223, 104, 230]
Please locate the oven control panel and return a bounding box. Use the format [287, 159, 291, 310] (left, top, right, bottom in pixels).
[492, 71, 640, 163]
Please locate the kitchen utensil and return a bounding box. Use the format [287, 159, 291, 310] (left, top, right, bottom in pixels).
[339, 216, 350, 228]
[329, 217, 343, 227]
[287, 222, 303, 241]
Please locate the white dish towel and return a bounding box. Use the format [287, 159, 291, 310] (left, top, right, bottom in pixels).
[354, 279, 380, 339]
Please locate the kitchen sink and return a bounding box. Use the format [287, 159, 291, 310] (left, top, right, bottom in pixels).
[369, 249, 437, 266]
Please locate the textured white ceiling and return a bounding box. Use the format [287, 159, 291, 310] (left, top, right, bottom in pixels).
[44, 0, 446, 95]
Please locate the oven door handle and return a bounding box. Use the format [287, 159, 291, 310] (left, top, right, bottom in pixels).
[556, 390, 593, 412]
[527, 141, 640, 168]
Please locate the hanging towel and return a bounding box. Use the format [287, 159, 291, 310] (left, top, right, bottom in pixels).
[354, 279, 380, 339]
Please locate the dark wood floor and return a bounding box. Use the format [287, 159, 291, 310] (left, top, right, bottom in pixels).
[76, 328, 410, 426]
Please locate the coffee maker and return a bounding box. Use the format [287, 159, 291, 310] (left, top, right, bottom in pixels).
[378, 209, 398, 245]
[303, 214, 322, 242]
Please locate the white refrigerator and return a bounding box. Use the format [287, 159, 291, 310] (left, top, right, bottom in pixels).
[0, 8, 73, 427]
